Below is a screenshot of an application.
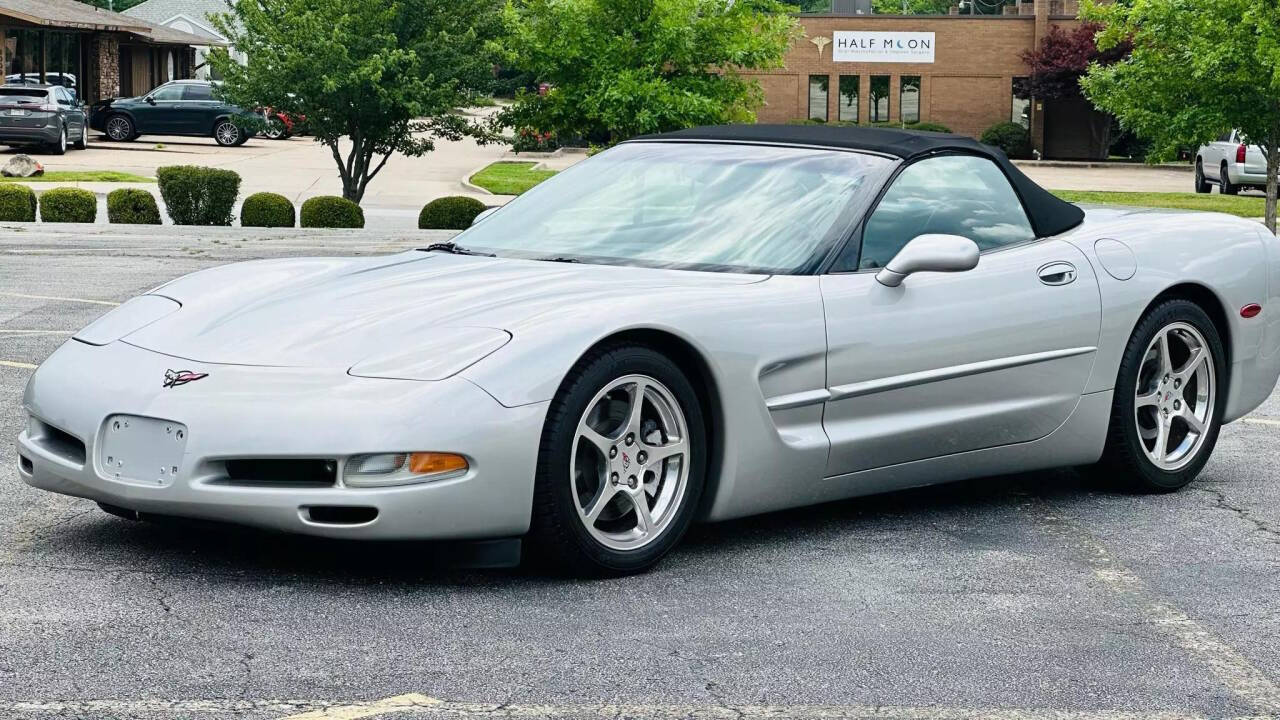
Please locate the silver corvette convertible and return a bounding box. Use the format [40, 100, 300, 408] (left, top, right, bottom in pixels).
[17, 125, 1280, 574]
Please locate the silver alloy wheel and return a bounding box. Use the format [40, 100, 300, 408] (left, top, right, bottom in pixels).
[106, 116, 130, 141]
[1134, 321, 1215, 471]
[81, 124, 87, 147]
[264, 119, 285, 139]
[216, 122, 239, 145]
[570, 374, 690, 551]
[59, 127, 66, 152]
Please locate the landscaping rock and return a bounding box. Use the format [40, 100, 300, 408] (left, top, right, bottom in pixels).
[1, 154, 43, 178]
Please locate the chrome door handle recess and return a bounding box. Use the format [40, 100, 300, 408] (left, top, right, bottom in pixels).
[1038, 262, 1077, 286]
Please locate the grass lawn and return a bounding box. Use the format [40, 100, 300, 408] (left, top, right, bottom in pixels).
[469, 161, 558, 195]
[1052, 190, 1265, 218]
[0, 170, 155, 183]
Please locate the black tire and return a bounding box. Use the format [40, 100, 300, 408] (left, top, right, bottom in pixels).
[214, 119, 241, 147]
[48, 125, 66, 155]
[527, 344, 707, 576]
[1220, 163, 1239, 195]
[104, 114, 135, 142]
[1194, 160, 1210, 194]
[263, 117, 289, 140]
[74, 123, 87, 150]
[1100, 299, 1226, 492]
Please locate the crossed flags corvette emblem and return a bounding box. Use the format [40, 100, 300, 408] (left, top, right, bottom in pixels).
[163, 369, 208, 388]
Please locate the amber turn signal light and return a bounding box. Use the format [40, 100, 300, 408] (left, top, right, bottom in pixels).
[408, 452, 468, 475]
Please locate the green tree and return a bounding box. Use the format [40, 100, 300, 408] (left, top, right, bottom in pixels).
[494, 0, 800, 146]
[1081, 0, 1280, 232]
[207, 0, 501, 203]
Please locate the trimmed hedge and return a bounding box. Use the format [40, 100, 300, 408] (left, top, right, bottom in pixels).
[0, 184, 36, 222]
[107, 188, 161, 224]
[39, 188, 96, 223]
[980, 122, 1033, 160]
[300, 195, 364, 228]
[787, 119, 953, 133]
[156, 165, 241, 225]
[241, 192, 295, 228]
[419, 196, 487, 229]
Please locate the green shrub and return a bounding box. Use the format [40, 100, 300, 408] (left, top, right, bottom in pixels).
[418, 196, 488, 229]
[300, 195, 364, 228]
[39, 188, 96, 223]
[106, 188, 161, 224]
[786, 119, 952, 133]
[902, 122, 952, 133]
[241, 192, 295, 228]
[980, 122, 1033, 159]
[155, 165, 241, 225]
[0, 184, 36, 222]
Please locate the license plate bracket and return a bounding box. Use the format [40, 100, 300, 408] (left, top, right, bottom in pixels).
[98, 415, 188, 486]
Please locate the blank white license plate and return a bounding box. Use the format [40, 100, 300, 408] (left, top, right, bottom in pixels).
[99, 415, 188, 485]
[6, 109, 26, 116]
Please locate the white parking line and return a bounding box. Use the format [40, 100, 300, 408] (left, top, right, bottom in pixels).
[0, 291, 120, 306]
[0, 360, 36, 369]
[279, 694, 441, 720]
[1241, 417, 1280, 427]
[0, 698, 1266, 720]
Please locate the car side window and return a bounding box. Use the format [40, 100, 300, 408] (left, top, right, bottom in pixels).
[150, 85, 184, 102]
[856, 154, 1036, 270]
[183, 84, 213, 101]
[54, 88, 70, 106]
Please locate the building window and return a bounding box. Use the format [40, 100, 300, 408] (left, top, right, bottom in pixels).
[809, 75, 829, 122]
[900, 76, 920, 124]
[1011, 77, 1030, 127]
[869, 75, 890, 123]
[838, 75, 859, 123]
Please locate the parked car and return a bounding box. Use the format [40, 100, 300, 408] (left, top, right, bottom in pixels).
[1195, 130, 1267, 195]
[17, 125, 1280, 575]
[0, 84, 87, 155]
[89, 80, 256, 147]
[6, 72, 77, 94]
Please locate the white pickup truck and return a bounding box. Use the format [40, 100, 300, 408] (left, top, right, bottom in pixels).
[1195, 130, 1267, 195]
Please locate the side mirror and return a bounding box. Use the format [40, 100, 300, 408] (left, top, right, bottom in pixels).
[471, 207, 499, 226]
[145, 96, 156, 105]
[875, 233, 979, 287]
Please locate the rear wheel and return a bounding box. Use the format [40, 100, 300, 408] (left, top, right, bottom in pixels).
[214, 119, 241, 147]
[528, 345, 706, 576]
[1221, 163, 1239, 195]
[263, 117, 289, 140]
[1100, 299, 1225, 491]
[104, 114, 134, 142]
[1194, 160, 1210, 194]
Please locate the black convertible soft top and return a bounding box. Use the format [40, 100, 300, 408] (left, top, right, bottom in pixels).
[631, 124, 1085, 239]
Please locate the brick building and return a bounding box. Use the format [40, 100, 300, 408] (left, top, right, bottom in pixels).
[747, 0, 1095, 158]
[0, 0, 216, 105]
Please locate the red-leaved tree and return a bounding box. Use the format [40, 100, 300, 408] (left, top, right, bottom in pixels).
[1016, 23, 1131, 159]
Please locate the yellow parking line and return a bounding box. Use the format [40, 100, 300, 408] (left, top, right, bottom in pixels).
[0, 291, 120, 306]
[279, 694, 441, 720]
[0, 360, 36, 369]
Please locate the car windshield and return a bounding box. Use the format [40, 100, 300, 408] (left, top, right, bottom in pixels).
[452, 142, 892, 274]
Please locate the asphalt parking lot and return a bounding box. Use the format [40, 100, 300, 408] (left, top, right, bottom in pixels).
[1, 224, 1278, 720]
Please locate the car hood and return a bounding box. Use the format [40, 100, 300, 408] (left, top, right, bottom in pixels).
[122, 251, 763, 369]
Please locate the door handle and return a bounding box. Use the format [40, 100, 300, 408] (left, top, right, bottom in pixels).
[1038, 261, 1077, 286]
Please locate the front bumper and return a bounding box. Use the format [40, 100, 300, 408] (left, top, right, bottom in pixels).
[16, 340, 548, 540]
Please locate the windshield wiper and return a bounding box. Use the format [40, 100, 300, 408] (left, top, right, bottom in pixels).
[419, 241, 495, 257]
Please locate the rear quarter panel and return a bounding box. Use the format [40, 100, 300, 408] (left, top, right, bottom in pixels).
[1063, 207, 1279, 422]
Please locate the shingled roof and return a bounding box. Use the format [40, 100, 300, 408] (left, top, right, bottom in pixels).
[0, 0, 224, 45]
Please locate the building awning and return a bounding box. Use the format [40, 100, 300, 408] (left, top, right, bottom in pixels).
[0, 0, 228, 46]
[0, 0, 151, 32]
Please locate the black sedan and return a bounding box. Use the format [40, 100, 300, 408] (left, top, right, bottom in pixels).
[0, 84, 87, 155]
[90, 80, 256, 147]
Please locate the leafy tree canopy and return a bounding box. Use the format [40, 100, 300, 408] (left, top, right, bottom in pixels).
[1081, 0, 1280, 231]
[1016, 23, 1128, 101]
[208, 0, 501, 203]
[494, 0, 800, 146]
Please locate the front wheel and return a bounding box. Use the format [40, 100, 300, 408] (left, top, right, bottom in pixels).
[528, 345, 706, 576]
[1100, 299, 1225, 491]
[214, 120, 242, 147]
[263, 117, 289, 140]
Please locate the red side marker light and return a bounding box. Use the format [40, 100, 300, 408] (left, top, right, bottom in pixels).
[1241, 303, 1262, 318]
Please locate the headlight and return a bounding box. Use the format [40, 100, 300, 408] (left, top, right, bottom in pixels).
[347, 327, 511, 381]
[344, 452, 469, 488]
[73, 295, 180, 346]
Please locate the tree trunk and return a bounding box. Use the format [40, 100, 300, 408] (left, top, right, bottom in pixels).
[1267, 140, 1278, 235]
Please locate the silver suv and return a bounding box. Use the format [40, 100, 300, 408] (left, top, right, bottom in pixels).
[1195, 130, 1265, 195]
[0, 84, 87, 155]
